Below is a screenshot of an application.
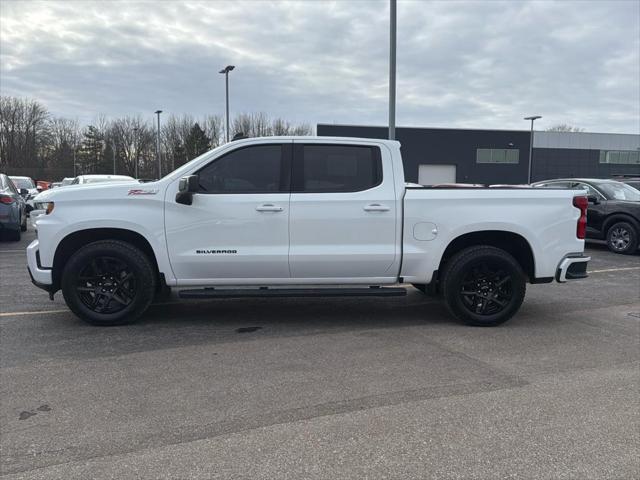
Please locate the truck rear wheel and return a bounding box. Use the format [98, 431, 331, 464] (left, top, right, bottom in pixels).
[441, 246, 526, 327]
[61, 240, 156, 326]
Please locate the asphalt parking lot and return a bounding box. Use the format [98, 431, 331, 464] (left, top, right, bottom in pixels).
[1, 227, 638, 479]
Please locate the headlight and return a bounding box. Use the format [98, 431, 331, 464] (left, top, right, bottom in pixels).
[34, 202, 55, 214]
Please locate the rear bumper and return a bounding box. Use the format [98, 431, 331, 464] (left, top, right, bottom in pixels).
[556, 254, 590, 282]
[27, 239, 53, 290]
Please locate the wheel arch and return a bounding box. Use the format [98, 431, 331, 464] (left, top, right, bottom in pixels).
[438, 230, 536, 282]
[602, 213, 640, 234]
[52, 228, 161, 291]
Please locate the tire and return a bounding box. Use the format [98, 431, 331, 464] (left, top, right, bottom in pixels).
[606, 221, 638, 255]
[61, 240, 156, 326]
[441, 246, 526, 327]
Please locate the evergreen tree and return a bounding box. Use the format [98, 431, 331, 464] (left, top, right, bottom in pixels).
[79, 125, 105, 173]
[184, 123, 210, 160]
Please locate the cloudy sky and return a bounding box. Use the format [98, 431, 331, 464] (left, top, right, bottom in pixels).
[1, 0, 638, 133]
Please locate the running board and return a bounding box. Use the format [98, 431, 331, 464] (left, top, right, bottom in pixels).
[178, 286, 407, 299]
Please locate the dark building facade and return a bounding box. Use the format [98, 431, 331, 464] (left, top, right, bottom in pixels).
[317, 124, 640, 185]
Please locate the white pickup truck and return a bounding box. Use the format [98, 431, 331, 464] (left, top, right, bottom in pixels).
[28, 136, 590, 327]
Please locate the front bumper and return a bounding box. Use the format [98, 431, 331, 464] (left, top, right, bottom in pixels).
[556, 254, 590, 282]
[27, 239, 53, 289]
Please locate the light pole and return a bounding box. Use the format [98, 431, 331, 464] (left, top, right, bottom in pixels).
[133, 127, 139, 179]
[219, 65, 235, 142]
[389, 0, 397, 140]
[524, 115, 542, 183]
[154, 110, 162, 178]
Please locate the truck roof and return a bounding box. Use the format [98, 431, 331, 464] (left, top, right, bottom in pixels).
[229, 136, 401, 147]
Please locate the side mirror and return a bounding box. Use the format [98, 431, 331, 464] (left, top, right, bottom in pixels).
[19, 188, 29, 196]
[587, 195, 600, 205]
[176, 175, 199, 205]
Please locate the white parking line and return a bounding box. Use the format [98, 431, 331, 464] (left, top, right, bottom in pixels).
[0, 309, 68, 317]
[0, 302, 183, 317]
[588, 266, 640, 274]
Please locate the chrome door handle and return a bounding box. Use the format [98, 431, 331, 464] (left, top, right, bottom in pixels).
[364, 203, 390, 212]
[256, 204, 283, 212]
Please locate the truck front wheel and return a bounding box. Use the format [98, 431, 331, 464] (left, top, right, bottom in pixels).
[441, 246, 526, 327]
[61, 240, 156, 326]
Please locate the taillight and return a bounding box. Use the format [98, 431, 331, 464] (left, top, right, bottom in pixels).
[573, 196, 588, 239]
[0, 194, 15, 204]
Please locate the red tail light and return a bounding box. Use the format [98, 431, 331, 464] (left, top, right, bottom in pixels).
[0, 194, 15, 204]
[573, 196, 588, 239]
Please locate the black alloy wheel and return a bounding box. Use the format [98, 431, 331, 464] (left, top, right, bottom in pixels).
[459, 262, 514, 316]
[61, 240, 156, 326]
[441, 246, 526, 326]
[76, 256, 137, 314]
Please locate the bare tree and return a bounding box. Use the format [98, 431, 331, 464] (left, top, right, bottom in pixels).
[1, 95, 312, 178]
[231, 113, 253, 138]
[291, 123, 313, 136]
[203, 115, 224, 148]
[0, 96, 49, 173]
[46, 117, 80, 175]
[231, 113, 312, 139]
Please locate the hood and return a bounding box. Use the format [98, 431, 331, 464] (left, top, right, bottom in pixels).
[34, 180, 161, 203]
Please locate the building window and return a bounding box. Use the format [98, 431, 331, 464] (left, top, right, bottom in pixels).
[599, 150, 640, 165]
[476, 148, 519, 164]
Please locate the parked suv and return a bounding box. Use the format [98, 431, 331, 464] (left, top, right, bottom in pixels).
[533, 178, 640, 254]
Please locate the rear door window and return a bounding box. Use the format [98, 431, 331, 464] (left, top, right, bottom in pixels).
[293, 144, 382, 193]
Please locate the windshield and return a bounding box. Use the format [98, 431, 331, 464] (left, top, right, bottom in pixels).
[599, 182, 640, 201]
[61, 178, 74, 186]
[10, 177, 35, 189]
[159, 143, 228, 181]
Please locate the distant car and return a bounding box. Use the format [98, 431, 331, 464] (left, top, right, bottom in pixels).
[533, 178, 640, 254]
[50, 182, 62, 189]
[9, 176, 39, 213]
[60, 177, 75, 187]
[70, 174, 137, 185]
[36, 180, 51, 191]
[0, 173, 27, 241]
